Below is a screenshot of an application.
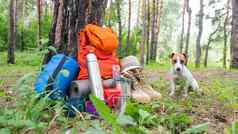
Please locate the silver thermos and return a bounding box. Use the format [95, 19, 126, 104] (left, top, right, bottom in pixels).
[86, 53, 104, 100]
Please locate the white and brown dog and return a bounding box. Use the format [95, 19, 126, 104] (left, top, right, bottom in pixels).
[167, 53, 200, 97]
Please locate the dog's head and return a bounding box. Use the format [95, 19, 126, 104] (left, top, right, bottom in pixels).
[170, 53, 187, 73]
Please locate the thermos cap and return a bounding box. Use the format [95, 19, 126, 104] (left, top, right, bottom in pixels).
[86, 53, 97, 62]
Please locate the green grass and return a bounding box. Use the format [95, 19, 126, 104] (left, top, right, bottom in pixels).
[0, 52, 238, 133]
[0, 51, 42, 76]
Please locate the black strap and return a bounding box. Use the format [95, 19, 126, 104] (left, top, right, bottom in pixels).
[48, 55, 67, 90]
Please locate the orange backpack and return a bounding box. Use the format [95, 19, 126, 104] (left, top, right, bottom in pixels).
[84, 24, 118, 53]
[77, 24, 119, 80]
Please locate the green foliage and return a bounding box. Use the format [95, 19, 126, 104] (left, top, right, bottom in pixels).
[0, 71, 112, 133]
[224, 121, 238, 134]
[117, 115, 136, 126]
[0, 0, 52, 52]
[125, 102, 153, 119]
[0, 74, 47, 132]
[48, 46, 58, 54]
[125, 102, 161, 133]
[162, 113, 193, 133]
[89, 95, 122, 134]
[103, 0, 120, 27]
[125, 100, 194, 134]
[138, 109, 157, 127]
[17, 14, 51, 51]
[208, 79, 238, 109]
[182, 122, 209, 134]
[0, 51, 42, 69]
[231, 121, 238, 134]
[0, 1, 8, 51]
[118, 29, 140, 58]
[0, 128, 11, 134]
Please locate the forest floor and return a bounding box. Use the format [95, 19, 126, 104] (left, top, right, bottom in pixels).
[145, 65, 238, 134]
[0, 52, 238, 134]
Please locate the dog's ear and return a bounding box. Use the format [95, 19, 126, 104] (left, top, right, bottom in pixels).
[182, 53, 187, 59]
[182, 53, 188, 65]
[170, 53, 175, 59]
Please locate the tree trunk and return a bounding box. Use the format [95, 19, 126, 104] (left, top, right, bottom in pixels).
[125, 0, 131, 56]
[146, 0, 151, 64]
[8, 0, 17, 64]
[136, 0, 141, 28]
[150, 0, 161, 61]
[185, 0, 191, 55]
[43, 0, 108, 64]
[152, 0, 163, 61]
[20, 0, 25, 51]
[107, 0, 112, 27]
[140, 0, 147, 66]
[116, 0, 122, 52]
[224, 0, 230, 68]
[150, 0, 156, 61]
[204, 40, 211, 68]
[37, 0, 43, 48]
[179, 0, 187, 53]
[195, 0, 203, 68]
[204, 23, 220, 67]
[231, 0, 238, 68]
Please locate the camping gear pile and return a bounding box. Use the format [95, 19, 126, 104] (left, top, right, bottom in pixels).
[34, 24, 161, 117]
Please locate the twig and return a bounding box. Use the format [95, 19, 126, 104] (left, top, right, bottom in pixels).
[71, 105, 85, 120]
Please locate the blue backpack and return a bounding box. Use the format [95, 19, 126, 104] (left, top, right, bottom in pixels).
[34, 54, 79, 99]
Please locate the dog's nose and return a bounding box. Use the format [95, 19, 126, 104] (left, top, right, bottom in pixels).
[176, 68, 181, 72]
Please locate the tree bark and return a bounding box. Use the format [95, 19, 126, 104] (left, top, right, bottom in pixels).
[125, 0, 131, 56]
[231, 0, 238, 68]
[152, 0, 160, 61]
[20, 0, 25, 51]
[179, 0, 187, 53]
[223, 0, 230, 68]
[195, 0, 203, 68]
[8, 0, 17, 64]
[150, 0, 161, 61]
[150, 0, 156, 61]
[146, 0, 151, 64]
[185, 0, 191, 55]
[43, 0, 108, 64]
[116, 0, 122, 52]
[140, 0, 147, 66]
[107, 0, 112, 27]
[136, 0, 141, 28]
[37, 0, 43, 48]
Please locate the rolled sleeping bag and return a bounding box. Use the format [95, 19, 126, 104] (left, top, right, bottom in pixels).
[70, 80, 90, 98]
[69, 79, 116, 98]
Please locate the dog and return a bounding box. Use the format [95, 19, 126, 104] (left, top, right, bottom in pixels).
[167, 53, 200, 97]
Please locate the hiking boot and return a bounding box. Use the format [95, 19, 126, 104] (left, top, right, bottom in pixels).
[141, 84, 162, 100]
[131, 88, 152, 103]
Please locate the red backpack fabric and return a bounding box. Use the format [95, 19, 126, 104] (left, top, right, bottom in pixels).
[77, 24, 119, 80]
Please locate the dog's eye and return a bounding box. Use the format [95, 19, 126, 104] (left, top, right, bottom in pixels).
[181, 60, 184, 64]
[173, 60, 177, 63]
